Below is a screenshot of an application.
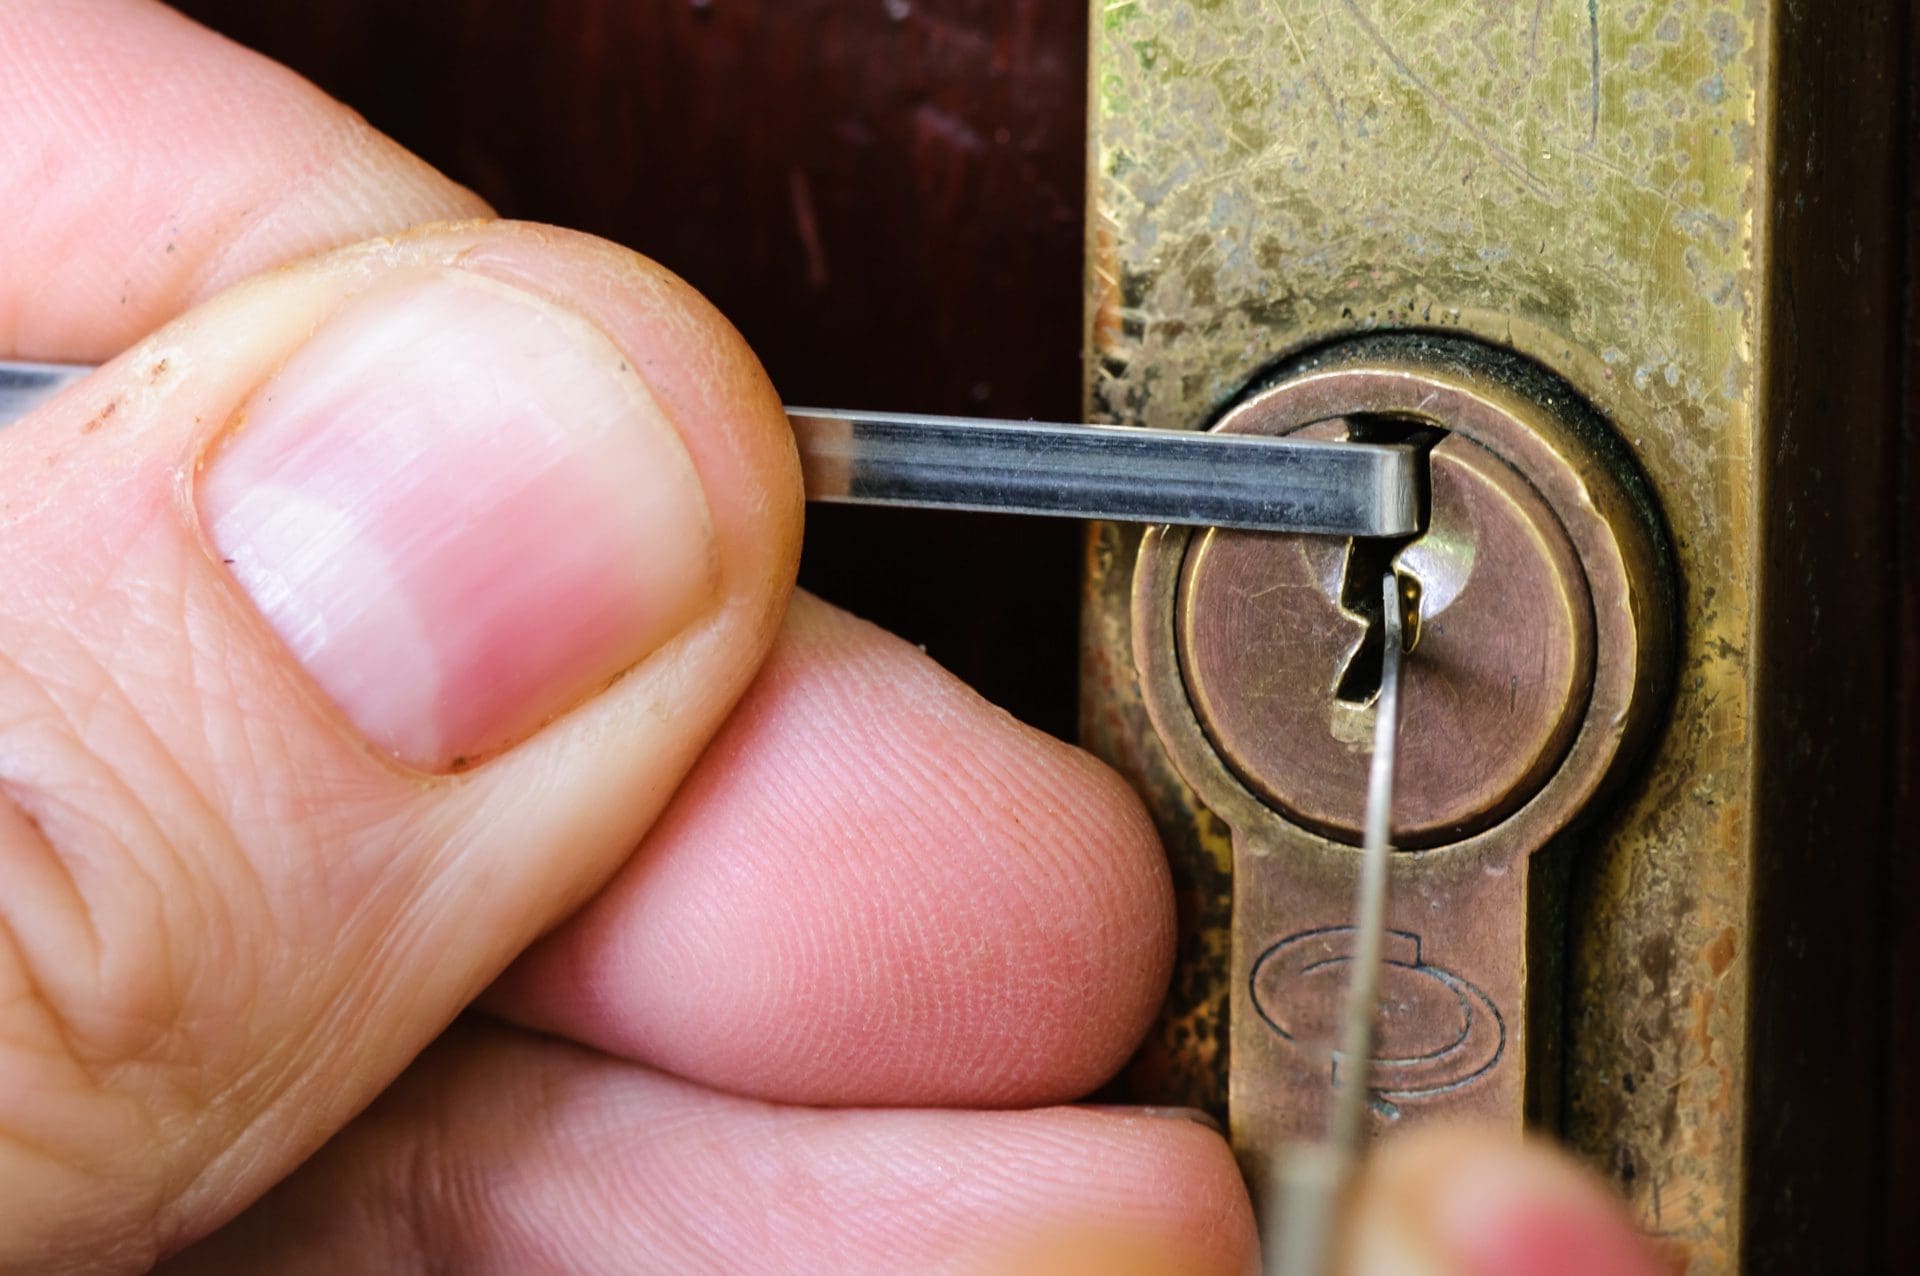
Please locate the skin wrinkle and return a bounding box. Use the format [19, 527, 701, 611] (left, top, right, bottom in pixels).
[150, 601, 300, 996]
[155, 1000, 324, 1238]
[11, 612, 269, 1097]
[0, 782, 150, 1043]
[163, 904, 482, 1258]
[0, 887, 105, 1117]
[0, 672, 185, 1073]
[0, 896, 170, 1274]
[0, 763, 100, 966]
[11, 501, 290, 963]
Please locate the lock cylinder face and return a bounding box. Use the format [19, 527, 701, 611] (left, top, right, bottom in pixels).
[1176, 404, 1597, 849]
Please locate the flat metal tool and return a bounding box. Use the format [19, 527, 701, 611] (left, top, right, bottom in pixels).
[0, 360, 86, 424]
[1266, 571, 1406, 1276]
[0, 360, 1418, 538]
[790, 409, 1417, 536]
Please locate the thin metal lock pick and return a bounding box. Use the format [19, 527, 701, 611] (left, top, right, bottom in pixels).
[1267, 571, 1406, 1276]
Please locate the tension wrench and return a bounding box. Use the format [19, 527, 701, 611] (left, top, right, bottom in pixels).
[0, 360, 1418, 539]
[1264, 569, 1406, 1276]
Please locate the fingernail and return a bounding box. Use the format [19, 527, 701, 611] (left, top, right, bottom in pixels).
[201, 269, 715, 770]
[1427, 1153, 1667, 1276]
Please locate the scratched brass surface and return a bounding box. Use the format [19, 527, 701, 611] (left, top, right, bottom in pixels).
[1079, 1, 1902, 1271]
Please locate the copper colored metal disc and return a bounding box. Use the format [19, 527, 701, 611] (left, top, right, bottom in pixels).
[1176, 429, 1594, 847]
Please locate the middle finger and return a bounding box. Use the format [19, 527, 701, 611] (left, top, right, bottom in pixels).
[486, 592, 1177, 1110]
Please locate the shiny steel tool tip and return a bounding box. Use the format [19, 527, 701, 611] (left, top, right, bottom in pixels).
[790, 409, 1419, 538]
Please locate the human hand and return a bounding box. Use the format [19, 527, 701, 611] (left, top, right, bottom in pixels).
[0, 3, 1666, 1272]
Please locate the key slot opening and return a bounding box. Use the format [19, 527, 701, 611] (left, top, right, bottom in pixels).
[1333, 417, 1440, 706]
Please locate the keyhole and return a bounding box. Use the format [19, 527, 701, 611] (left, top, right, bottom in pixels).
[1334, 419, 1440, 705]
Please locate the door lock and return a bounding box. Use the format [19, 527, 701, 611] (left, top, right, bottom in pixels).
[1130, 332, 1674, 1183]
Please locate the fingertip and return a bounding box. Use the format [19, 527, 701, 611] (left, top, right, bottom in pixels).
[970, 1109, 1258, 1276]
[1347, 1127, 1666, 1276]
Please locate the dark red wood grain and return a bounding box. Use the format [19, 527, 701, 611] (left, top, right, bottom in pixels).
[174, 0, 1091, 736]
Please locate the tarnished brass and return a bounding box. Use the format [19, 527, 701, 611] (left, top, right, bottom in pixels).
[1129, 335, 1670, 1197]
[1080, 1, 1903, 1269]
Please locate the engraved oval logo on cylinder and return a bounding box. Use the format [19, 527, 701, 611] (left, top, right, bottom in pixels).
[1250, 927, 1505, 1099]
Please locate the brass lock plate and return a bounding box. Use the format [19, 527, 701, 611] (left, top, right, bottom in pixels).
[1079, 1, 1904, 1268]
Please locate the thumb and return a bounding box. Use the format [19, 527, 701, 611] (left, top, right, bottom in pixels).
[0, 222, 800, 1266]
